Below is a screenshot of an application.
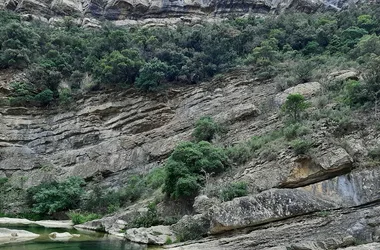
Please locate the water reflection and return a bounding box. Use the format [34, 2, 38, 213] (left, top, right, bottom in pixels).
[0, 225, 147, 250]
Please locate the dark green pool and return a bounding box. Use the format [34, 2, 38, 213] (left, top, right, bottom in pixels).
[0, 225, 147, 250]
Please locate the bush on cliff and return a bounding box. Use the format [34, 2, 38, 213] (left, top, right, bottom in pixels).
[163, 141, 229, 199]
[27, 177, 85, 215]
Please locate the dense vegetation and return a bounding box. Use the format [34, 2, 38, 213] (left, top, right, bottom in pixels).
[1, 6, 380, 106]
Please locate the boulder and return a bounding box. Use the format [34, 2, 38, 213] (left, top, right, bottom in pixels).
[193, 195, 220, 214]
[49, 232, 78, 240]
[209, 188, 337, 234]
[125, 225, 176, 245]
[274, 82, 322, 106]
[171, 214, 210, 240]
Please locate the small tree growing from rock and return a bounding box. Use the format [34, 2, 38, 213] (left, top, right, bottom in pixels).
[282, 93, 309, 122]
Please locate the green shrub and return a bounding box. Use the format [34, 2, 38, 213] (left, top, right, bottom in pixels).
[259, 144, 278, 161]
[293, 60, 314, 83]
[59, 88, 72, 106]
[0, 178, 8, 186]
[282, 93, 310, 121]
[368, 146, 380, 160]
[219, 182, 248, 202]
[82, 186, 121, 214]
[135, 58, 169, 91]
[290, 139, 314, 155]
[68, 212, 101, 225]
[145, 167, 166, 189]
[226, 144, 251, 165]
[34, 89, 54, 106]
[94, 49, 143, 85]
[27, 177, 85, 215]
[130, 202, 160, 228]
[121, 175, 145, 203]
[163, 141, 229, 199]
[283, 123, 311, 140]
[192, 116, 221, 142]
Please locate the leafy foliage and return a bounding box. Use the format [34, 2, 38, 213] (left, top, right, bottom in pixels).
[68, 212, 101, 225]
[135, 58, 169, 91]
[192, 116, 222, 142]
[290, 139, 314, 155]
[1, 7, 380, 105]
[130, 202, 160, 228]
[282, 94, 309, 121]
[27, 177, 85, 215]
[219, 182, 248, 201]
[163, 141, 229, 199]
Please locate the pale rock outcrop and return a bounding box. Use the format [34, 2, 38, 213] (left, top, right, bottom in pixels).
[49, 232, 80, 240]
[125, 225, 176, 245]
[0, 218, 73, 229]
[274, 81, 322, 105]
[0, 228, 39, 245]
[50, 0, 82, 15]
[328, 70, 360, 82]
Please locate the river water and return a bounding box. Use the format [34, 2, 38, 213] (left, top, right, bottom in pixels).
[0, 225, 147, 250]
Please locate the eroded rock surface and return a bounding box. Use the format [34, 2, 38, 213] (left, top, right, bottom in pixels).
[0, 69, 276, 212]
[125, 225, 176, 245]
[0, 0, 365, 22]
[208, 188, 337, 234]
[166, 203, 380, 249]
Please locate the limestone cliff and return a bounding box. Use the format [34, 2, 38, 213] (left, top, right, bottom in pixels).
[0, 0, 365, 23]
[2, 66, 380, 250]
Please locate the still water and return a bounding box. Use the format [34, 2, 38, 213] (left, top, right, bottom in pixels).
[0, 225, 147, 250]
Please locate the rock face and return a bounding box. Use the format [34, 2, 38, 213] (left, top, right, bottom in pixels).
[0, 65, 380, 250]
[0, 0, 368, 22]
[0, 69, 275, 212]
[209, 188, 337, 234]
[167, 203, 380, 249]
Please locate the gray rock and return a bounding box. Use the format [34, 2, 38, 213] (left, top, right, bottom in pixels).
[209, 188, 337, 234]
[274, 82, 322, 106]
[125, 225, 176, 245]
[167, 203, 380, 250]
[171, 214, 210, 240]
[193, 195, 220, 215]
[49, 232, 80, 241]
[337, 243, 380, 250]
[0, 228, 39, 245]
[328, 70, 359, 82]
